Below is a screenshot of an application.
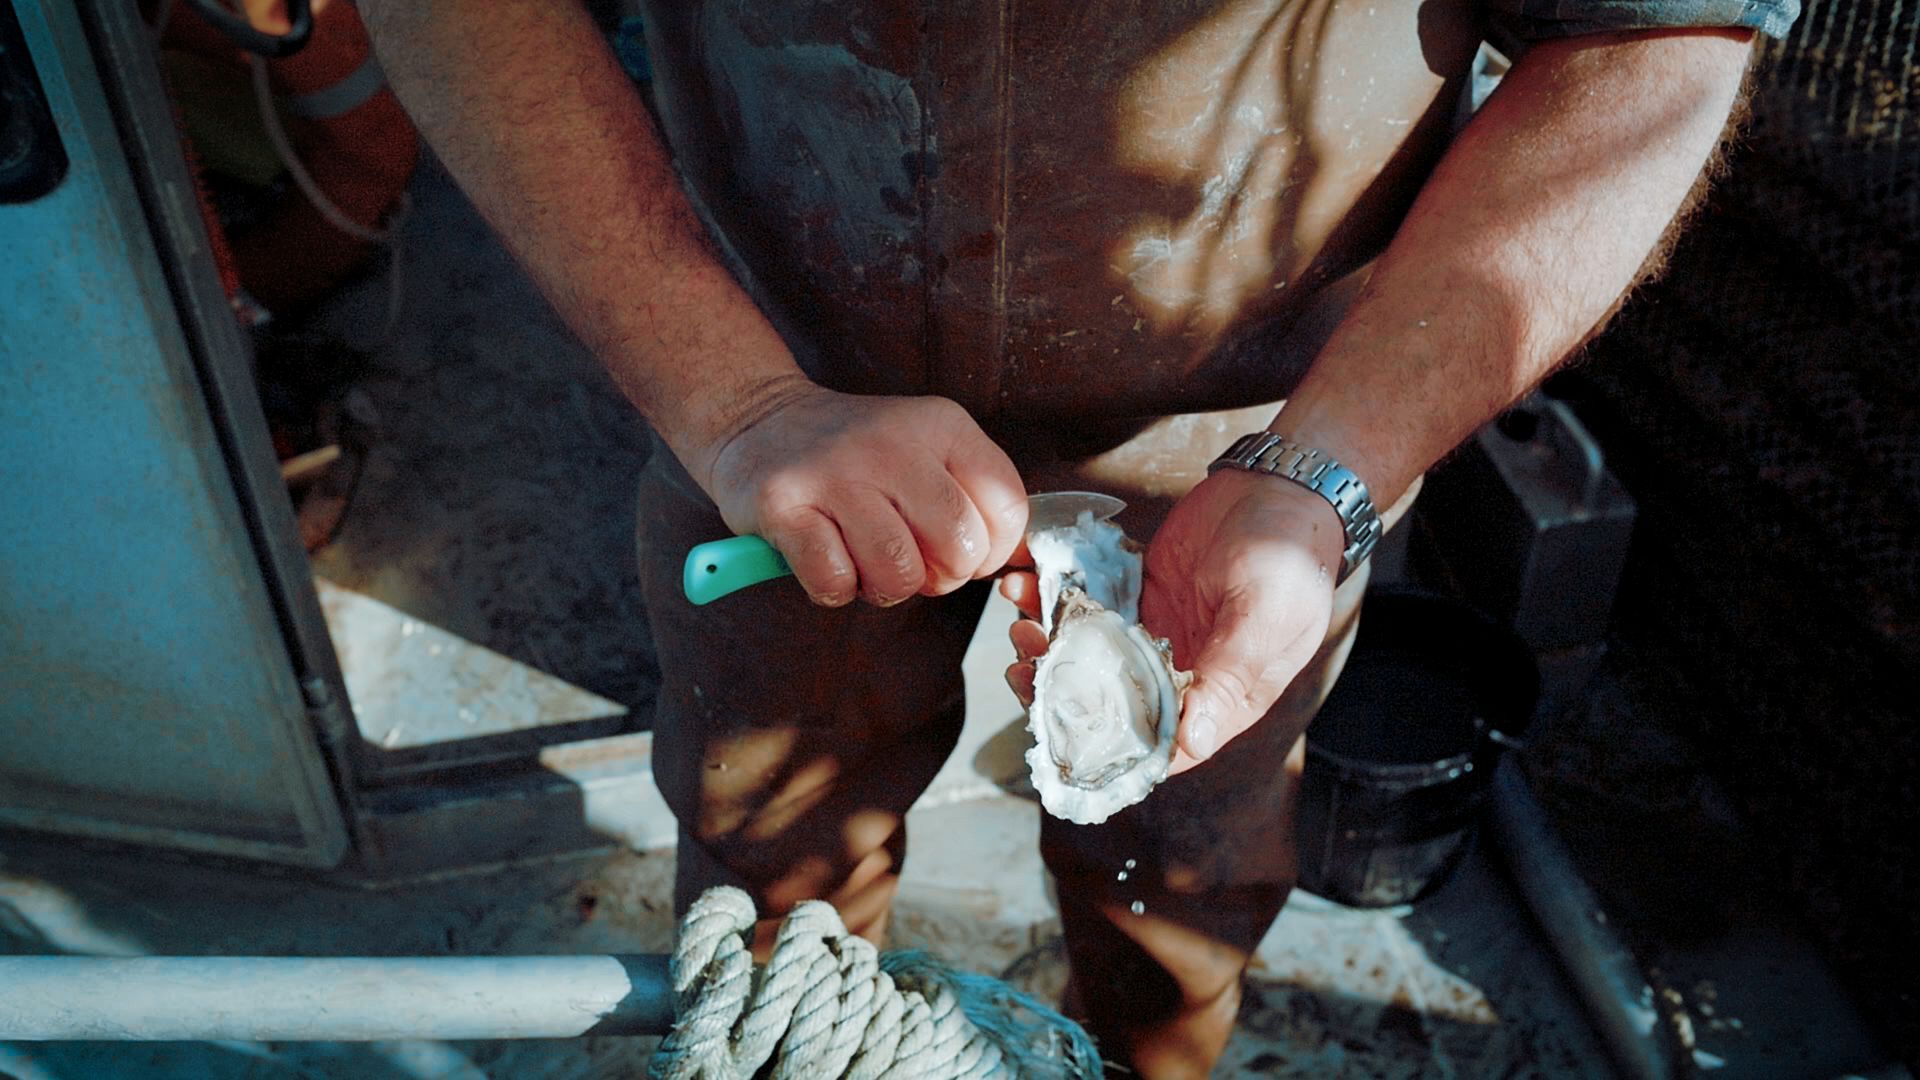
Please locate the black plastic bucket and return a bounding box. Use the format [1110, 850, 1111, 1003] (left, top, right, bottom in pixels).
[1296, 589, 1538, 907]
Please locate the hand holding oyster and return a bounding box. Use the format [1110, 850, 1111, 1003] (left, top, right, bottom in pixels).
[1020, 512, 1192, 825]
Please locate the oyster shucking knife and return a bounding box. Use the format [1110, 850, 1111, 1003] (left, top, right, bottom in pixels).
[683, 490, 1127, 605]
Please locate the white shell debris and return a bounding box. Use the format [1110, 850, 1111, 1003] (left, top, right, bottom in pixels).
[1026, 513, 1189, 825]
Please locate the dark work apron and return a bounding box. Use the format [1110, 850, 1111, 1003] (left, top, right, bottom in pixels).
[636, 0, 1482, 447]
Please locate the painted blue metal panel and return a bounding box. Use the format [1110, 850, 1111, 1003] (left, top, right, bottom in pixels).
[0, 1, 347, 863]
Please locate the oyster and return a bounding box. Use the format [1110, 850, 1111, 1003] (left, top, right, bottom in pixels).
[1026, 513, 1190, 825]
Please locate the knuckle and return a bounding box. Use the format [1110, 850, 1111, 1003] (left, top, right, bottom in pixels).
[1252, 663, 1292, 702]
[880, 533, 917, 575]
[787, 526, 835, 562]
[796, 532, 855, 585]
[987, 492, 1028, 537]
[1205, 665, 1260, 711]
[937, 475, 972, 521]
[938, 520, 984, 574]
[761, 508, 806, 536]
[756, 472, 814, 518]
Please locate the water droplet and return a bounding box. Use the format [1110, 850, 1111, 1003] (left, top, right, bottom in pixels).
[1129, 900, 1146, 916]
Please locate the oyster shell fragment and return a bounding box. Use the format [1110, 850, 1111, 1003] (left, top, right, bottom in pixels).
[1026, 513, 1190, 825]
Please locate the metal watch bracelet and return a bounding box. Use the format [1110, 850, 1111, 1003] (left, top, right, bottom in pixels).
[1206, 433, 1382, 583]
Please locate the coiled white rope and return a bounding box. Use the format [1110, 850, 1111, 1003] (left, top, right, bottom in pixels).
[649, 888, 1096, 1080]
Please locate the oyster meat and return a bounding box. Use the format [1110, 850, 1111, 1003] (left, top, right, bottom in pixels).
[1026, 513, 1190, 825]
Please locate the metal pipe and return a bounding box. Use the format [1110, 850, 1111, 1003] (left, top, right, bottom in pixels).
[0, 954, 674, 1041]
[1489, 761, 1684, 1080]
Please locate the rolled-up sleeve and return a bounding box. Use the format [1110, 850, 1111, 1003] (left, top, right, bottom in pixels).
[1488, 0, 1801, 41]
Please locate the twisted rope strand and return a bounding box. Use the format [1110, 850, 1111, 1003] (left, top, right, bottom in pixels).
[648, 887, 1085, 1080]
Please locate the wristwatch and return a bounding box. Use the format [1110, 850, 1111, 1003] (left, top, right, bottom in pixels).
[1207, 433, 1382, 584]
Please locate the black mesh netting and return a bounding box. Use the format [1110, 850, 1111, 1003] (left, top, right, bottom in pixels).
[1554, 0, 1920, 1060]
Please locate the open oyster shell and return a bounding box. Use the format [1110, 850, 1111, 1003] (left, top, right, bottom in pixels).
[1026, 513, 1191, 825]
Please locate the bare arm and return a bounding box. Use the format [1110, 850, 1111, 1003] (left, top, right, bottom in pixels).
[1277, 28, 1756, 507]
[358, 0, 1026, 605]
[1128, 29, 1757, 769]
[356, 0, 798, 483]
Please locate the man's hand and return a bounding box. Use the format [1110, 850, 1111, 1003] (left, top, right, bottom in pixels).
[1002, 469, 1343, 773]
[698, 378, 1029, 608]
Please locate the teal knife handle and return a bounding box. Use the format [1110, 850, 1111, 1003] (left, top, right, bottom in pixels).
[684, 535, 792, 605]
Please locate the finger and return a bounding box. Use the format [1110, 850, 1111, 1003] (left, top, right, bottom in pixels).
[895, 464, 990, 596]
[1008, 618, 1048, 662]
[1005, 536, 1033, 569]
[760, 505, 858, 607]
[947, 445, 1028, 577]
[1172, 588, 1321, 771]
[998, 571, 1043, 620]
[1004, 659, 1036, 708]
[836, 495, 926, 606]
[1169, 746, 1204, 775]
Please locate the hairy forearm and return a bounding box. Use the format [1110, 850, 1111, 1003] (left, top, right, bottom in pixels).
[358, 0, 806, 483]
[1275, 29, 1755, 508]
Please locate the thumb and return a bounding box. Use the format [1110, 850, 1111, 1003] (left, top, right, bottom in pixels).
[1177, 591, 1309, 764]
